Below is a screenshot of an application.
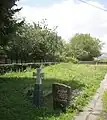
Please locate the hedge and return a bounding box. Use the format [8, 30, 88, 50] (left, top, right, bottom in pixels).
[0, 62, 59, 74]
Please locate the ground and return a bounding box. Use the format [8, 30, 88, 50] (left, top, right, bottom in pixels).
[0, 63, 107, 120]
[98, 91, 107, 120]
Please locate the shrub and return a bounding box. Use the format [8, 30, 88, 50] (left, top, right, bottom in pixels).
[64, 57, 78, 64]
[0, 62, 58, 74]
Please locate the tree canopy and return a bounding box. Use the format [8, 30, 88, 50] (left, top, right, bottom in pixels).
[6, 21, 64, 62]
[69, 33, 102, 61]
[0, 0, 22, 46]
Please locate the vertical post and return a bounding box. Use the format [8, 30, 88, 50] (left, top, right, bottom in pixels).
[33, 68, 43, 107]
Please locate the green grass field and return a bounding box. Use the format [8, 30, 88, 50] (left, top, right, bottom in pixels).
[0, 63, 107, 120]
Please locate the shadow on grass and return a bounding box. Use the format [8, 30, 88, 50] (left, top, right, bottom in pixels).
[0, 77, 85, 120]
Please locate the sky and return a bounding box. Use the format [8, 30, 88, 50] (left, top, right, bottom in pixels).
[16, 0, 107, 52]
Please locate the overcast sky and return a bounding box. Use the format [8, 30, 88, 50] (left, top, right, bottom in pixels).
[16, 0, 107, 52]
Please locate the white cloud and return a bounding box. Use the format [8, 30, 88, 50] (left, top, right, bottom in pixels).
[17, 0, 107, 52]
[100, 35, 107, 52]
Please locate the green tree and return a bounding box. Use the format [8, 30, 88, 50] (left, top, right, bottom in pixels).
[69, 33, 102, 61]
[0, 0, 22, 47]
[7, 21, 64, 62]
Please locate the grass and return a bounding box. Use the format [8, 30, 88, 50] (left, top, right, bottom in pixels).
[0, 63, 107, 120]
[98, 91, 107, 120]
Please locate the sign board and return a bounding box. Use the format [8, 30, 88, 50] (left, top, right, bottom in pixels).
[52, 83, 71, 112]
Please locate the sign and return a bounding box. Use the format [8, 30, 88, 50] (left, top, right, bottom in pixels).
[52, 83, 71, 112]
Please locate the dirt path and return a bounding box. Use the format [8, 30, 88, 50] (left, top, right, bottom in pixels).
[73, 74, 107, 120]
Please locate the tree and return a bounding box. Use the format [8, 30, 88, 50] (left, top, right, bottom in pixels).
[69, 33, 102, 61]
[6, 21, 64, 62]
[0, 0, 22, 47]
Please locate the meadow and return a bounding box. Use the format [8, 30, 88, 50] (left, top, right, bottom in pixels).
[0, 63, 107, 120]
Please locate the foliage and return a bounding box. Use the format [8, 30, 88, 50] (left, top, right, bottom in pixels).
[0, 63, 107, 120]
[61, 42, 73, 57]
[0, 62, 58, 74]
[0, 0, 22, 46]
[0, 1, 103, 63]
[69, 34, 102, 61]
[6, 21, 64, 62]
[98, 91, 107, 120]
[0, 63, 32, 74]
[62, 57, 78, 63]
[59, 42, 78, 63]
[0, 46, 6, 55]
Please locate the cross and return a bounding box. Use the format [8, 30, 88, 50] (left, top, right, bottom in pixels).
[33, 68, 44, 84]
[33, 67, 44, 107]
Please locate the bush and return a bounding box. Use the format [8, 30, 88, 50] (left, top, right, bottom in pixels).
[0, 62, 59, 74]
[64, 57, 78, 63]
[0, 64, 27, 74]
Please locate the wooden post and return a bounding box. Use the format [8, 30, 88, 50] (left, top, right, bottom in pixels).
[33, 68, 44, 107]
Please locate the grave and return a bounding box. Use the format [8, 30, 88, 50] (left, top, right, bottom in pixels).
[31, 67, 72, 111]
[52, 83, 71, 112]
